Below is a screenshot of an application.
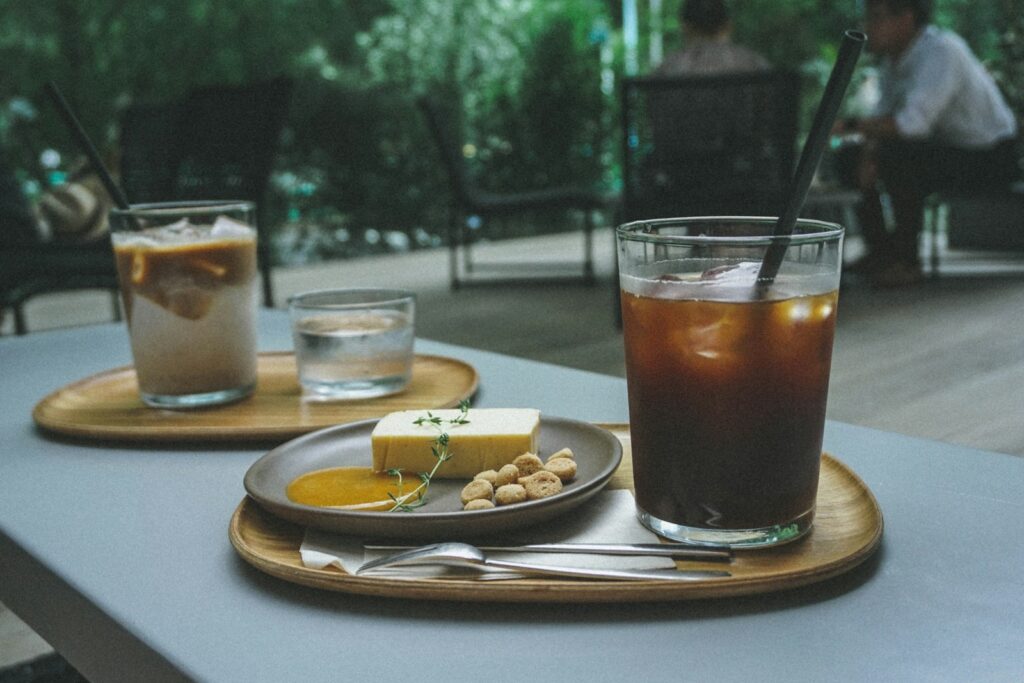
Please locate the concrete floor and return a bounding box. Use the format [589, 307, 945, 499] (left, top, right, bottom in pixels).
[3, 226, 1024, 672]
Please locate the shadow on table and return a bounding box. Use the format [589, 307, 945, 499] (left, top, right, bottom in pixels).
[0, 653, 87, 683]
[31, 426, 289, 455]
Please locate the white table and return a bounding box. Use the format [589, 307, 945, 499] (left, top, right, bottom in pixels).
[1, 313, 1022, 682]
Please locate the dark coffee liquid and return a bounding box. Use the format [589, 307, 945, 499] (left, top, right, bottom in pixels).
[621, 288, 837, 530]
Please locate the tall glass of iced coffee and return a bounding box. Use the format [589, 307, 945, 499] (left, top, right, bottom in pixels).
[109, 201, 259, 408]
[617, 217, 843, 548]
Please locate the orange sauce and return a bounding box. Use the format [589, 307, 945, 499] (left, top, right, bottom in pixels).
[287, 467, 406, 511]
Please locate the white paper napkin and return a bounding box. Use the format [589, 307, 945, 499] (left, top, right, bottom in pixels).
[299, 489, 676, 580]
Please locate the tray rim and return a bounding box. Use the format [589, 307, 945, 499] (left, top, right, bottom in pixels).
[32, 351, 479, 442]
[229, 424, 884, 603]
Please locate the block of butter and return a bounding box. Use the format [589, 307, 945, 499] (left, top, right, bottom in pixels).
[371, 408, 540, 478]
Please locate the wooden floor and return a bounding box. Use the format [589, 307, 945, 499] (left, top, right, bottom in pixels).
[3, 227, 1024, 673]
[6, 227, 1024, 456]
[277, 229, 1024, 458]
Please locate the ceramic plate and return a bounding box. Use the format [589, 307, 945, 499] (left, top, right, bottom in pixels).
[243, 416, 622, 540]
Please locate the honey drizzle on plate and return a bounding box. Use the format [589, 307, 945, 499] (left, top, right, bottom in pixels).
[286, 467, 405, 511]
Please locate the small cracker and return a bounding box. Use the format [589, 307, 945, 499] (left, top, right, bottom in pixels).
[495, 462, 520, 489]
[460, 479, 494, 505]
[474, 470, 499, 486]
[512, 453, 544, 476]
[546, 448, 574, 462]
[494, 483, 527, 506]
[464, 498, 495, 511]
[543, 458, 577, 482]
[522, 470, 562, 500]
[495, 464, 520, 487]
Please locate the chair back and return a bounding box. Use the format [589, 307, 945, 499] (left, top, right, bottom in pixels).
[119, 77, 293, 305]
[119, 102, 184, 203]
[176, 77, 292, 203]
[621, 71, 799, 221]
[121, 77, 292, 205]
[416, 96, 474, 205]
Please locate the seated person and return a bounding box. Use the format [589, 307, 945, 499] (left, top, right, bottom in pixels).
[1, 150, 111, 329]
[848, 0, 1019, 286]
[641, 0, 777, 217]
[1, 152, 110, 246]
[655, 0, 770, 77]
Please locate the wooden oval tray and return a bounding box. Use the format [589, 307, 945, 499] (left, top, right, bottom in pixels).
[33, 352, 477, 442]
[229, 425, 883, 602]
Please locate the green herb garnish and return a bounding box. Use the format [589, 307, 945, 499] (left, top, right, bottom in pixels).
[388, 400, 471, 512]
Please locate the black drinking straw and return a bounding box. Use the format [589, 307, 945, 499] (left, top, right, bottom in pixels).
[43, 81, 132, 211]
[757, 31, 866, 290]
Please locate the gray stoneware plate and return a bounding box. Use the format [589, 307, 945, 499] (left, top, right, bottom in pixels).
[243, 416, 622, 540]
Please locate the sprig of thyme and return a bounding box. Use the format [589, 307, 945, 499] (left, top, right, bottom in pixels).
[387, 400, 471, 512]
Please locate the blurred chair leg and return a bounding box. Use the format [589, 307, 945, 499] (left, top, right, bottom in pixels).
[612, 203, 624, 328]
[448, 204, 461, 290]
[262, 272, 274, 308]
[260, 257, 274, 308]
[612, 246, 623, 330]
[462, 217, 473, 275]
[925, 198, 941, 278]
[110, 289, 123, 322]
[14, 303, 27, 335]
[256, 205, 275, 307]
[583, 209, 595, 285]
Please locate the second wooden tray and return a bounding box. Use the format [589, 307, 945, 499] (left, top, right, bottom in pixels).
[33, 352, 478, 442]
[229, 425, 884, 602]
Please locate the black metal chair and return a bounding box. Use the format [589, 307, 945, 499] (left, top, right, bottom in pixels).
[923, 183, 1024, 276]
[620, 71, 800, 221]
[121, 76, 293, 307]
[613, 71, 800, 328]
[0, 78, 292, 334]
[417, 96, 609, 289]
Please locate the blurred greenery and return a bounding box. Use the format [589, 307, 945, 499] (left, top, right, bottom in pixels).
[0, 0, 1019, 263]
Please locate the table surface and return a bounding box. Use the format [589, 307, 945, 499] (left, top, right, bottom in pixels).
[2, 313, 1023, 682]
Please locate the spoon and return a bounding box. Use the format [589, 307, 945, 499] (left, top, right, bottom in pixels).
[355, 542, 731, 582]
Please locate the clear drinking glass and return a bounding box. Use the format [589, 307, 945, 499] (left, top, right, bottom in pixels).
[288, 288, 416, 400]
[617, 217, 844, 548]
[108, 201, 259, 409]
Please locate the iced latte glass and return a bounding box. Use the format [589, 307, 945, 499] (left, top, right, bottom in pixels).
[109, 201, 259, 408]
[617, 217, 843, 548]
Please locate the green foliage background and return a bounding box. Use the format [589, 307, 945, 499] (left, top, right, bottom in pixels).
[0, 0, 1019, 262]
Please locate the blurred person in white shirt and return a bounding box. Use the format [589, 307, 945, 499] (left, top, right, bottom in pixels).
[655, 0, 770, 76]
[846, 0, 1019, 286]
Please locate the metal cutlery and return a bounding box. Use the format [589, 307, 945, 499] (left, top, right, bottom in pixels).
[356, 542, 732, 582]
[365, 541, 732, 562]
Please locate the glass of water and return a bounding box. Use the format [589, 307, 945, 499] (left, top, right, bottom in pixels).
[288, 288, 415, 400]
